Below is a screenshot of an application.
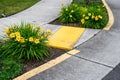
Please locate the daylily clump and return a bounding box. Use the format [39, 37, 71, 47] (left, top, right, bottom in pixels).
[2, 23, 52, 60]
[59, 1, 108, 29]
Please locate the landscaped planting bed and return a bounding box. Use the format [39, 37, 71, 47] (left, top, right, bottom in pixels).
[50, 0, 108, 29]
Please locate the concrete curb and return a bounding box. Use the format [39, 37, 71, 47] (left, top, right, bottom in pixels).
[103, 0, 114, 30]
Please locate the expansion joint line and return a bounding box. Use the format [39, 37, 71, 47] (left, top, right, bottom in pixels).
[67, 52, 114, 69]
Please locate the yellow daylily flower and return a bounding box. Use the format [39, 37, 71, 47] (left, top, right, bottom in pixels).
[15, 32, 20, 37]
[91, 15, 95, 19]
[10, 33, 16, 38]
[34, 39, 40, 44]
[29, 37, 34, 42]
[95, 16, 99, 21]
[15, 36, 21, 41]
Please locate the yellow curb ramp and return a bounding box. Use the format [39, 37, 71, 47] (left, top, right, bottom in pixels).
[103, 0, 114, 30]
[48, 26, 85, 50]
[13, 49, 80, 80]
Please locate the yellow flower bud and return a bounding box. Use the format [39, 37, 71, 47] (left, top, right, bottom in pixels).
[70, 15, 72, 18]
[98, 8, 101, 11]
[47, 29, 52, 35]
[20, 37, 25, 43]
[30, 24, 35, 29]
[81, 19, 85, 24]
[88, 13, 91, 16]
[71, 10, 74, 13]
[98, 15, 102, 19]
[66, 8, 68, 11]
[85, 16, 89, 19]
[91, 15, 95, 19]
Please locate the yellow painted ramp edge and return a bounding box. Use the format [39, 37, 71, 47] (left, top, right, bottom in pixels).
[48, 26, 85, 50]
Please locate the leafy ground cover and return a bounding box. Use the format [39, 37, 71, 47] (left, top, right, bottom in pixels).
[0, 0, 39, 18]
[50, 0, 108, 29]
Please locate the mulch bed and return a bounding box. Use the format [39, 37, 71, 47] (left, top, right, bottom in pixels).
[22, 48, 68, 74]
[49, 18, 80, 27]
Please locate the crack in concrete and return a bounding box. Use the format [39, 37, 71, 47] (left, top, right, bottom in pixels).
[67, 52, 114, 69]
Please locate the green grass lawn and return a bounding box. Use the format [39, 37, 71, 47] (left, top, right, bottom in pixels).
[0, 0, 39, 18]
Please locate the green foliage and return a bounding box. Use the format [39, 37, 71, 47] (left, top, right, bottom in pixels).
[69, 1, 108, 29]
[0, 58, 23, 80]
[59, 4, 81, 23]
[0, 23, 52, 60]
[79, 3, 108, 29]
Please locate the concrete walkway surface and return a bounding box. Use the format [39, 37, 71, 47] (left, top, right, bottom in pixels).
[0, 0, 119, 80]
[29, 0, 120, 80]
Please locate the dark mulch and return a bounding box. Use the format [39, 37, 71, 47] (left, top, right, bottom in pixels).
[22, 48, 68, 74]
[49, 18, 80, 27]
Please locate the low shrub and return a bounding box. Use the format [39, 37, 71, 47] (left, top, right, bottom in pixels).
[59, 3, 81, 23]
[59, 1, 108, 29]
[0, 58, 23, 80]
[79, 4, 108, 29]
[0, 23, 52, 60]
